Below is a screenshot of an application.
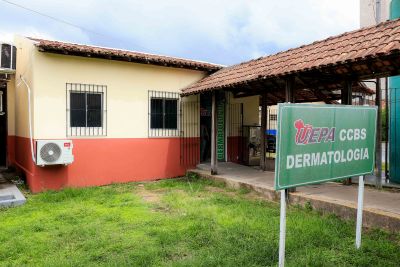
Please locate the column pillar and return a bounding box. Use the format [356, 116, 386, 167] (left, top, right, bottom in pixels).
[342, 80, 352, 105]
[342, 80, 353, 185]
[285, 77, 295, 194]
[285, 78, 295, 103]
[375, 78, 382, 189]
[211, 91, 218, 175]
[260, 93, 267, 171]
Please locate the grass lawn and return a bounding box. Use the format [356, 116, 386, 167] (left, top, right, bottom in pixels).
[1, 176, 399, 267]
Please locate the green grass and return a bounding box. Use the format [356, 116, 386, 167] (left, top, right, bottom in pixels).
[0, 176, 399, 267]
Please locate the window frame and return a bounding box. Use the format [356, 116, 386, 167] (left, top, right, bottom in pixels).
[148, 90, 180, 138]
[66, 83, 107, 137]
[150, 97, 178, 130]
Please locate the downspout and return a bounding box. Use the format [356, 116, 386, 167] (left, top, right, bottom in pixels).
[17, 75, 36, 163]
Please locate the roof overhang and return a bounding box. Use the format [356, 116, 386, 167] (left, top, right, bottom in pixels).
[181, 19, 400, 103]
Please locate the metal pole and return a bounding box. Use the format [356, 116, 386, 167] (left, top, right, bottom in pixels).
[279, 189, 286, 267]
[342, 80, 352, 185]
[376, 0, 381, 24]
[356, 175, 365, 249]
[285, 78, 294, 103]
[385, 77, 389, 182]
[260, 93, 267, 171]
[376, 78, 382, 189]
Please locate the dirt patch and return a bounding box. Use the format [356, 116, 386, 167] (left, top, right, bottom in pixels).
[205, 185, 267, 201]
[135, 185, 171, 213]
[136, 184, 162, 204]
[141, 192, 161, 203]
[242, 191, 268, 201]
[205, 186, 236, 196]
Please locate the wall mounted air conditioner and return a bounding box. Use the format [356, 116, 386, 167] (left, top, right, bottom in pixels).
[36, 140, 74, 166]
[0, 43, 16, 74]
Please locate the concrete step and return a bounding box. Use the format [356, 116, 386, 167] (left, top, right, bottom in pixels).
[0, 174, 26, 208]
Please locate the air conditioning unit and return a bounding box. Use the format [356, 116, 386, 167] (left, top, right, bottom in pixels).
[0, 43, 16, 74]
[36, 140, 74, 166]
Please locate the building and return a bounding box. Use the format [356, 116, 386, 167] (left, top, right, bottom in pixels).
[1, 36, 261, 192]
[2, 36, 220, 192]
[1, 15, 390, 193]
[360, 0, 390, 27]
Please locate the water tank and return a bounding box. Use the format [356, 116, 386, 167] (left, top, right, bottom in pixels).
[0, 43, 16, 74]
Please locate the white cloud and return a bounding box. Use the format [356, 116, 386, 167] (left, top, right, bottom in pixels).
[0, 27, 54, 43]
[0, 30, 14, 43]
[0, 0, 360, 64]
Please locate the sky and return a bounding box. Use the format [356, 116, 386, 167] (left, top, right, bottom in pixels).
[0, 0, 361, 66]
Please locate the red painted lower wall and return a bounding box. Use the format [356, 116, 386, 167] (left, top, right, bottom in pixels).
[10, 136, 197, 193]
[227, 136, 244, 163]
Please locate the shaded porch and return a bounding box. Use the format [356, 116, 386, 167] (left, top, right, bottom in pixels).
[182, 19, 400, 188]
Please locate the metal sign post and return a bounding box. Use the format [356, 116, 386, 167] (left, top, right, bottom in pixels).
[356, 175, 365, 249]
[278, 190, 286, 267]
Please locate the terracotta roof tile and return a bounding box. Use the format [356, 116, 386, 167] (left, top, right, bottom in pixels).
[28, 38, 223, 72]
[182, 19, 400, 95]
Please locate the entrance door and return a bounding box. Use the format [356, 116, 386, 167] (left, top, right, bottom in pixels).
[0, 84, 7, 167]
[200, 93, 212, 162]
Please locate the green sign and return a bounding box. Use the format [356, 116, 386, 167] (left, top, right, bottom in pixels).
[217, 100, 225, 161]
[274, 104, 377, 190]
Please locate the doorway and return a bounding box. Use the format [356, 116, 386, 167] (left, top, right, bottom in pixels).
[200, 93, 212, 162]
[0, 83, 7, 167]
[200, 92, 226, 163]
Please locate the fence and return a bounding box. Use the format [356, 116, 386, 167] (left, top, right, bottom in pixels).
[179, 96, 200, 166]
[353, 83, 393, 184]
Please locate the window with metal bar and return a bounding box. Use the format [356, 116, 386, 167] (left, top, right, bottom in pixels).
[67, 83, 107, 136]
[148, 90, 180, 137]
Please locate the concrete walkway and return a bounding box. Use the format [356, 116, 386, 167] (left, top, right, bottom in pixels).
[189, 162, 400, 231]
[0, 174, 26, 208]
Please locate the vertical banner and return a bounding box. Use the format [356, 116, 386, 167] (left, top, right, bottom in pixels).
[217, 98, 225, 161]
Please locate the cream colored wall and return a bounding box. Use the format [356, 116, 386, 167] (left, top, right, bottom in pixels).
[24, 39, 207, 139]
[13, 37, 257, 141]
[13, 36, 36, 139]
[229, 93, 259, 126]
[241, 96, 259, 126]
